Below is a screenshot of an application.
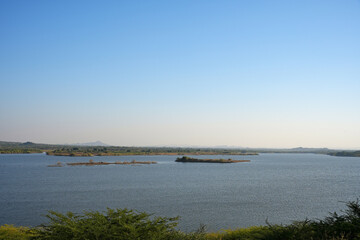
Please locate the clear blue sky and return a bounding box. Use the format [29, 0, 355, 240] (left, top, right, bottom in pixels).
[1, 0, 359, 149]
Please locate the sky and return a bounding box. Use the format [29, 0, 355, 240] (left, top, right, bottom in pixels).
[1, 0, 360, 149]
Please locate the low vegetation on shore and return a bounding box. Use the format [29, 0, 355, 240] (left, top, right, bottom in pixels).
[1, 200, 360, 240]
[47, 160, 157, 167]
[46, 148, 257, 157]
[329, 151, 360, 157]
[175, 156, 250, 163]
[67, 159, 157, 166]
[0, 141, 258, 156]
[3, 141, 359, 158]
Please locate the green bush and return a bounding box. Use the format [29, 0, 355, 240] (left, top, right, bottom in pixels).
[0, 224, 34, 240]
[32, 208, 207, 240]
[207, 199, 360, 240]
[1, 199, 360, 240]
[263, 199, 360, 240]
[308, 199, 360, 240]
[33, 208, 180, 240]
[207, 226, 272, 240]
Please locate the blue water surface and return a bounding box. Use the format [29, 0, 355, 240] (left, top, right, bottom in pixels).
[0, 153, 359, 231]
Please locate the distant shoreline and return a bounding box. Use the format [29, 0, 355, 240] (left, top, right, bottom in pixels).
[2, 150, 360, 158]
[45, 152, 258, 157]
[1, 141, 359, 157]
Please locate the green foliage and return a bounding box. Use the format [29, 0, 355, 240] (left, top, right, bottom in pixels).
[2, 200, 360, 240]
[330, 151, 360, 157]
[308, 199, 360, 240]
[33, 208, 206, 240]
[264, 220, 315, 240]
[207, 200, 360, 240]
[0, 141, 258, 156]
[261, 200, 360, 240]
[0, 224, 34, 240]
[207, 226, 272, 240]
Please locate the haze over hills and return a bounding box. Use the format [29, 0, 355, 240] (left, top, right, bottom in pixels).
[0, 141, 110, 147]
[70, 141, 110, 147]
[0, 140, 357, 153]
[1, 140, 360, 157]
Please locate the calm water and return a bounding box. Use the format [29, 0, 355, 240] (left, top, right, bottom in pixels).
[0, 153, 359, 231]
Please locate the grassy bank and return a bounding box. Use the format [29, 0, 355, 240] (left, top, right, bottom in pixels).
[1, 200, 360, 240]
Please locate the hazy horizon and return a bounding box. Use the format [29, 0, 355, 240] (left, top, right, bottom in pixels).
[1, 1, 359, 149]
[1, 139, 359, 151]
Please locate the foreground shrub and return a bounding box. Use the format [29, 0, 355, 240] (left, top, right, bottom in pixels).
[207, 226, 272, 240]
[32, 208, 208, 240]
[33, 208, 184, 240]
[309, 199, 360, 240]
[209, 199, 360, 240]
[0, 224, 33, 240]
[265, 199, 360, 240]
[2, 199, 360, 239]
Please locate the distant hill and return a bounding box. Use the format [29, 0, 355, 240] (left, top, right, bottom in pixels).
[71, 141, 110, 147]
[0, 140, 358, 156]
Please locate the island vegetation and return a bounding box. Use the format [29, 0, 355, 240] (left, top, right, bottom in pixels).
[65, 159, 157, 166]
[47, 162, 63, 167]
[1, 199, 360, 240]
[329, 151, 360, 157]
[175, 156, 250, 163]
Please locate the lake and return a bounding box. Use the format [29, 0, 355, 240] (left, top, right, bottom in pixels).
[0, 153, 359, 231]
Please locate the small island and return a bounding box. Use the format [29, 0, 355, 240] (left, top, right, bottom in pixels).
[175, 156, 250, 163]
[47, 161, 64, 167]
[66, 159, 157, 166]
